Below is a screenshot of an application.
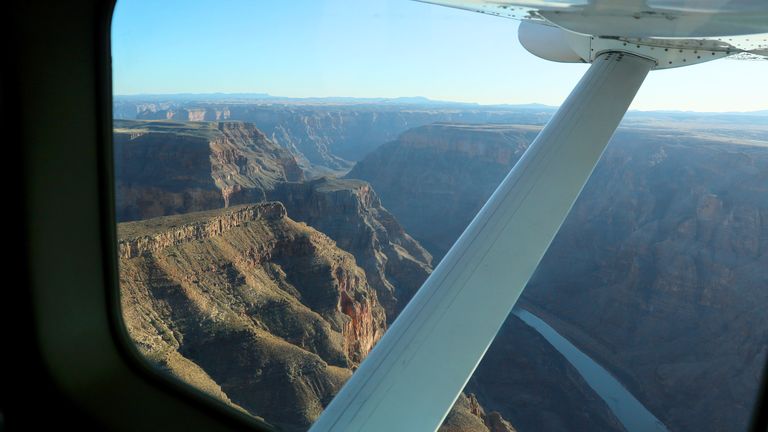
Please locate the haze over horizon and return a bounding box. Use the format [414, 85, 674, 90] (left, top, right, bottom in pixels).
[112, 92, 768, 114]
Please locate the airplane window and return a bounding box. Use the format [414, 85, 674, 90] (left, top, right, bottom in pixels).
[112, 1, 768, 431]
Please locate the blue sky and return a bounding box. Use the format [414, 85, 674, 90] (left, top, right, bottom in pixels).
[112, 0, 768, 112]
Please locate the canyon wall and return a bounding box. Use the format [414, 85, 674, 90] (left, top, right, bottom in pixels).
[119, 203, 384, 430]
[129, 103, 553, 172]
[114, 120, 433, 320]
[113, 120, 621, 431]
[350, 122, 768, 432]
[118, 203, 513, 431]
[113, 120, 303, 221]
[269, 177, 433, 318]
[348, 123, 539, 258]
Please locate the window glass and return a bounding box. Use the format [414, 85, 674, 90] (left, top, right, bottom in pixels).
[112, 1, 768, 431]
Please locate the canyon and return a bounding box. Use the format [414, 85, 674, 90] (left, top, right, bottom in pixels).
[114, 117, 628, 431]
[119, 203, 383, 430]
[118, 202, 517, 432]
[351, 121, 768, 432]
[113, 120, 304, 221]
[113, 106, 768, 431]
[114, 97, 554, 173]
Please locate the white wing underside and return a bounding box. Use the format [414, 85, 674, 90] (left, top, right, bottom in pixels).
[416, 0, 768, 58]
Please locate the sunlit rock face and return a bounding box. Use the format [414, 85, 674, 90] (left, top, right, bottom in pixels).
[113, 120, 429, 317]
[113, 121, 515, 431]
[350, 121, 768, 432]
[118, 203, 385, 430]
[113, 120, 303, 221]
[118, 202, 515, 431]
[270, 177, 433, 319]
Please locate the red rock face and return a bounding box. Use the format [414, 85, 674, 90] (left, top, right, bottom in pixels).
[118, 203, 388, 430]
[339, 285, 382, 364]
[270, 177, 433, 320]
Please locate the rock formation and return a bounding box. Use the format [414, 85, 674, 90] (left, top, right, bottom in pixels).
[441, 393, 518, 432]
[118, 202, 512, 431]
[523, 128, 768, 432]
[125, 101, 553, 173]
[269, 177, 433, 318]
[349, 122, 768, 432]
[113, 120, 303, 221]
[112, 119, 633, 431]
[348, 124, 539, 258]
[114, 119, 433, 320]
[119, 203, 385, 430]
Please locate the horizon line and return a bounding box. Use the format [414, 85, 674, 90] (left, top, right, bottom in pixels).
[112, 92, 768, 115]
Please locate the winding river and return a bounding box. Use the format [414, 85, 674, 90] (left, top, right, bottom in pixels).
[513, 309, 669, 432]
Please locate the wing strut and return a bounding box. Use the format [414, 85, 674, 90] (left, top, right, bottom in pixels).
[310, 52, 654, 432]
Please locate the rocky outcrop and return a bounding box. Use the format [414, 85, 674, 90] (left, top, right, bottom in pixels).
[440, 393, 518, 432]
[113, 121, 430, 318]
[113, 120, 303, 221]
[119, 202, 515, 430]
[118, 202, 286, 259]
[119, 203, 385, 430]
[136, 106, 232, 122]
[522, 128, 768, 432]
[349, 122, 768, 432]
[211, 122, 305, 206]
[121, 102, 553, 173]
[226, 105, 551, 172]
[348, 124, 539, 258]
[269, 177, 433, 319]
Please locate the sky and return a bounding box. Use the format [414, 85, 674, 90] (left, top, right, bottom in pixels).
[112, 0, 768, 112]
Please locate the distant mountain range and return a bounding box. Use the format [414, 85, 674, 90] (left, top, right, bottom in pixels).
[113, 93, 561, 109]
[113, 93, 768, 116]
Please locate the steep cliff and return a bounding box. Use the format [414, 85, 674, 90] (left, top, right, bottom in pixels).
[114, 120, 303, 221]
[112, 119, 621, 431]
[348, 124, 539, 258]
[269, 177, 433, 318]
[441, 393, 518, 432]
[523, 128, 768, 432]
[349, 122, 768, 432]
[114, 119, 432, 319]
[118, 202, 512, 431]
[134, 105, 232, 122]
[119, 203, 385, 430]
[131, 102, 553, 172]
[228, 105, 550, 171]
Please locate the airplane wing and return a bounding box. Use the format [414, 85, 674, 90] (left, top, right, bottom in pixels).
[310, 3, 767, 432]
[418, 0, 768, 60]
[416, 0, 768, 38]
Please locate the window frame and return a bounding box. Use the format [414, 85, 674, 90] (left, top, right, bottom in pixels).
[13, 0, 768, 431]
[16, 0, 271, 430]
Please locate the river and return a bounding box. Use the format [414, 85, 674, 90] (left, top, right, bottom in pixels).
[513, 309, 669, 432]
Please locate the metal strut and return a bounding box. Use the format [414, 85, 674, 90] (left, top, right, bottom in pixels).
[310, 52, 655, 432]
